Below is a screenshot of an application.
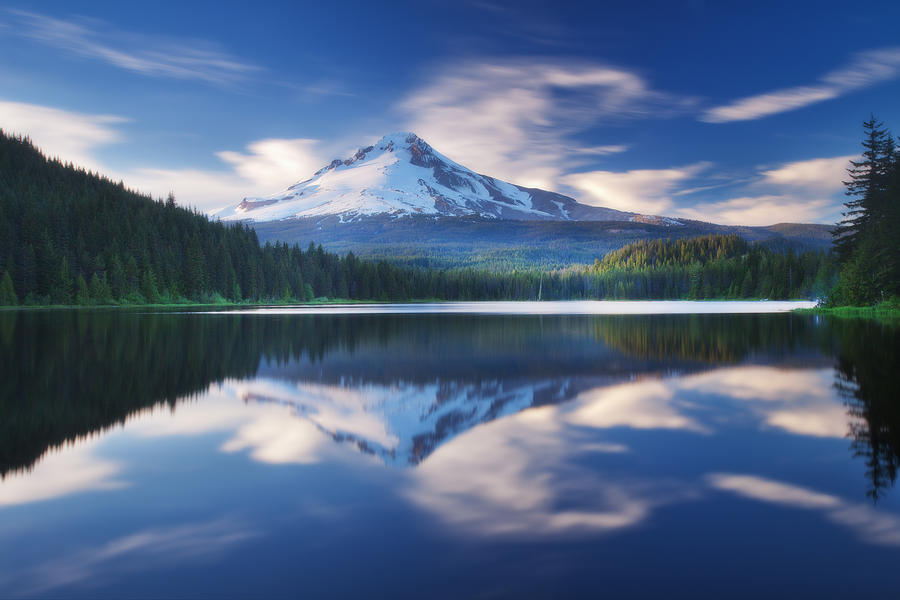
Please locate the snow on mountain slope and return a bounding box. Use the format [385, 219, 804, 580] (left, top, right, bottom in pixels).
[215, 132, 632, 223]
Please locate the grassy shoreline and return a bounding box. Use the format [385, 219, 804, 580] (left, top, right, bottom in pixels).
[794, 303, 900, 322]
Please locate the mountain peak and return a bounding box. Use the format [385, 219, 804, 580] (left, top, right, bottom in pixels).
[377, 131, 420, 145]
[215, 133, 633, 223]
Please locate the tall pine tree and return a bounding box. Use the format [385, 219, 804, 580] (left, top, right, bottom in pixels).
[832, 117, 900, 304]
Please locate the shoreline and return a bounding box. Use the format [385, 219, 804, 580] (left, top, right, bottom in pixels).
[0, 298, 819, 314]
[7, 300, 898, 321]
[794, 305, 900, 322]
[1, 299, 818, 316]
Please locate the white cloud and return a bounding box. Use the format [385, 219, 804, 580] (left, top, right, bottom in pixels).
[673, 194, 833, 226]
[760, 155, 853, 192]
[562, 152, 853, 225]
[677, 154, 855, 225]
[128, 138, 324, 211]
[217, 138, 322, 189]
[573, 144, 630, 156]
[561, 162, 709, 214]
[7, 10, 259, 86]
[702, 47, 900, 123]
[702, 87, 838, 124]
[0, 99, 325, 212]
[0, 100, 125, 170]
[399, 60, 687, 190]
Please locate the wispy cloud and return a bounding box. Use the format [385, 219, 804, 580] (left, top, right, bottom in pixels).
[670, 154, 853, 225]
[122, 138, 326, 211]
[760, 155, 853, 192]
[701, 47, 900, 123]
[561, 162, 710, 215]
[674, 194, 833, 226]
[561, 152, 853, 225]
[0, 99, 125, 170]
[572, 144, 630, 156]
[6, 9, 259, 86]
[216, 139, 324, 188]
[399, 59, 691, 190]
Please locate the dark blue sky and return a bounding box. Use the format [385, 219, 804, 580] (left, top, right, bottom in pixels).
[1, 0, 898, 223]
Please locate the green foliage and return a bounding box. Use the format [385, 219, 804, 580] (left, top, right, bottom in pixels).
[140, 269, 160, 304]
[0, 270, 16, 305]
[583, 234, 834, 300]
[831, 116, 900, 306]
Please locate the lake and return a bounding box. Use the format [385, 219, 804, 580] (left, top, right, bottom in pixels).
[1, 302, 898, 598]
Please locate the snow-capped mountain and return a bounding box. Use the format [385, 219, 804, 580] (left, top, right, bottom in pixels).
[215, 132, 632, 222]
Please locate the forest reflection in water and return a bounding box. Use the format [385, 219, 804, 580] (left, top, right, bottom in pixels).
[0, 308, 897, 500]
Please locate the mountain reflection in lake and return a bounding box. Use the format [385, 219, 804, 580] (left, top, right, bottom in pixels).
[1, 307, 898, 598]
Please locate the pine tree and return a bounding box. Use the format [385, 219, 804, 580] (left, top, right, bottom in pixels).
[52, 256, 74, 304]
[75, 274, 90, 305]
[832, 116, 900, 304]
[834, 118, 891, 258]
[89, 274, 113, 305]
[0, 270, 17, 305]
[140, 269, 160, 304]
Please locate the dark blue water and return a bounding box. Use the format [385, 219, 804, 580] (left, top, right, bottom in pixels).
[1, 308, 898, 598]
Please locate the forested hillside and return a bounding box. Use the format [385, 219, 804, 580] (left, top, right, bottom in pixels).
[588, 234, 835, 299]
[0, 131, 436, 305]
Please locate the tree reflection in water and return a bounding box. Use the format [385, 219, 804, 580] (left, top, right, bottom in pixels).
[832, 317, 900, 501]
[1, 308, 898, 502]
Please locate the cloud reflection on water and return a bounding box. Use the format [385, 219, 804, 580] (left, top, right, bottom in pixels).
[10, 518, 259, 596]
[678, 367, 848, 438]
[403, 366, 855, 539]
[407, 403, 695, 537]
[0, 363, 880, 548]
[568, 378, 709, 433]
[709, 474, 900, 546]
[0, 437, 124, 507]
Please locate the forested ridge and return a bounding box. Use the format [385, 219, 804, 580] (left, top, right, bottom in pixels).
[0, 130, 831, 305]
[588, 234, 835, 299]
[0, 130, 450, 305]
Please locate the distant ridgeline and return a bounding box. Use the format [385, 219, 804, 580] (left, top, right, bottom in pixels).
[0, 130, 833, 304]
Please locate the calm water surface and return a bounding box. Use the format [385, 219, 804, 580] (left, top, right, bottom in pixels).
[1, 303, 898, 598]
